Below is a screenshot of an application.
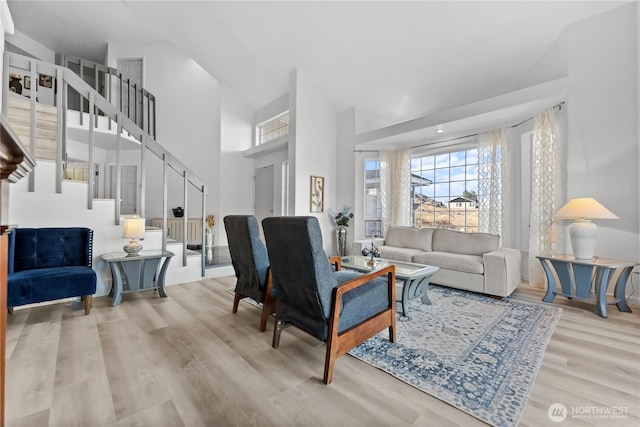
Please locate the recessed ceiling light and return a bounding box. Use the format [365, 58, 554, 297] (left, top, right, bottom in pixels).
[435, 127, 444, 134]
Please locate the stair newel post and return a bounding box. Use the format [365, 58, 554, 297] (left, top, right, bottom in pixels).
[182, 170, 188, 267]
[201, 185, 207, 278]
[87, 92, 95, 210]
[140, 134, 147, 218]
[162, 154, 168, 251]
[133, 83, 138, 127]
[118, 73, 123, 116]
[127, 78, 131, 120]
[55, 67, 63, 194]
[1, 52, 8, 118]
[28, 60, 36, 193]
[62, 70, 68, 192]
[106, 69, 112, 131]
[94, 66, 99, 129]
[115, 113, 122, 225]
[140, 88, 149, 133]
[152, 95, 156, 139]
[79, 59, 84, 126]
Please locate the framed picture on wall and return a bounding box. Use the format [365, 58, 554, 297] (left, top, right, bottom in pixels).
[310, 175, 324, 213]
[39, 74, 53, 88]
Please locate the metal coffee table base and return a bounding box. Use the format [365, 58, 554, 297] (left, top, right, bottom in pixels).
[401, 275, 433, 317]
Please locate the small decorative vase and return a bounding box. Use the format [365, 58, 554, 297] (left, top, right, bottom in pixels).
[336, 225, 347, 257]
[205, 227, 214, 249]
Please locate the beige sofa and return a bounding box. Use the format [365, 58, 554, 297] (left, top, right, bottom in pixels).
[353, 226, 521, 297]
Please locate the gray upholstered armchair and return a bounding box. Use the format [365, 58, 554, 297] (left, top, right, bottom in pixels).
[262, 216, 396, 384]
[224, 215, 275, 332]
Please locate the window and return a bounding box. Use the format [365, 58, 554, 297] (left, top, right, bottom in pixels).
[411, 148, 479, 232]
[257, 112, 289, 145]
[362, 147, 479, 235]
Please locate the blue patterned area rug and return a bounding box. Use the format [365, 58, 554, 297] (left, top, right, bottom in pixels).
[348, 285, 562, 427]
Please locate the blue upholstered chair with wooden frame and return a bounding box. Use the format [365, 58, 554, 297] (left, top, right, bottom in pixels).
[7, 227, 97, 314]
[262, 216, 396, 384]
[224, 215, 275, 332]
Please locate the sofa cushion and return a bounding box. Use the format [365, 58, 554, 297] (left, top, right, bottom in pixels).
[413, 252, 484, 275]
[379, 246, 425, 263]
[432, 228, 499, 256]
[7, 266, 97, 308]
[384, 226, 433, 252]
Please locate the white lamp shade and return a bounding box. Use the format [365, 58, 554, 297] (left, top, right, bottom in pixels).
[122, 216, 146, 239]
[553, 198, 618, 260]
[553, 198, 618, 220]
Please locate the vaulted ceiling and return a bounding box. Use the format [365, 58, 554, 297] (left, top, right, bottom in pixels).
[7, 1, 628, 126]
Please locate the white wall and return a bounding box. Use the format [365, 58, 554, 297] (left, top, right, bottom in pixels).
[521, 3, 639, 298]
[289, 69, 338, 254]
[337, 108, 359, 253]
[5, 29, 55, 63]
[106, 41, 221, 225]
[564, 3, 639, 264]
[218, 85, 255, 246]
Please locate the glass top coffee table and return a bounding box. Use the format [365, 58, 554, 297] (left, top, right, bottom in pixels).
[341, 255, 440, 316]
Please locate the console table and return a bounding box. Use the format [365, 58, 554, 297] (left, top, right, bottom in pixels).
[102, 250, 174, 306]
[537, 254, 638, 318]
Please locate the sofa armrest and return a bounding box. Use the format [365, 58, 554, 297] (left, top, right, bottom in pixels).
[483, 248, 521, 297]
[352, 238, 385, 256]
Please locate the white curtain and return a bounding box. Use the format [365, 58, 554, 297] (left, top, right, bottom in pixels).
[529, 109, 561, 288]
[380, 149, 411, 233]
[478, 128, 510, 243]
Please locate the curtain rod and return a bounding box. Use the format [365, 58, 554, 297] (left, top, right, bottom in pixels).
[409, 101, 565, 150]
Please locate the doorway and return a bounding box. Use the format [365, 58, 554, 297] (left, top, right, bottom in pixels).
[117, 58, 143, 121]
[255, 165, 274, 225]
[110, 165, 138, 214]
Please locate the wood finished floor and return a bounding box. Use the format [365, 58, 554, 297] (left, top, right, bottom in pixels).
[5, 277, 640, 427]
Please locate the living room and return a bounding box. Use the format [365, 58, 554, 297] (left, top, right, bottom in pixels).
[0, 1, 638, 426]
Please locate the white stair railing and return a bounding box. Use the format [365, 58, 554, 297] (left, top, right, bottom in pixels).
[2, 52, 207, 274]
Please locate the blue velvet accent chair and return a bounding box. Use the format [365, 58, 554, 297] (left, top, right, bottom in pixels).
[224, 215, 275, 332]
[7, 227, 97, 315]
[262, 216, 396, 384]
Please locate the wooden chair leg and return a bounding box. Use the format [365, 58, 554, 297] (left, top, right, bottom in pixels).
[232, 292, 241, 313]
[259, 298, 273, 332]
[83, 295, 93, 315]
[259, 272, 275, 332]
[323, 338, 339, 384]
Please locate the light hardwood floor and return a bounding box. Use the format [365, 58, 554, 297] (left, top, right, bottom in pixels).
[5, 277, 640, 427]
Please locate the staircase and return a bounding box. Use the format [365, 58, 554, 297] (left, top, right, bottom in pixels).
[6, 97, 57, 160]
[2, 51, 232, 297]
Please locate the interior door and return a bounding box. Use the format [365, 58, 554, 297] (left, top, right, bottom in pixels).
[255, 165, 275, 225]
[117, 58, 143, 121]
[110, 165, 137, 214]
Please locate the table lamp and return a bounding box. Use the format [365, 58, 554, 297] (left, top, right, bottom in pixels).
[122, 216, 145, 256]
[552, 198, 618, 260]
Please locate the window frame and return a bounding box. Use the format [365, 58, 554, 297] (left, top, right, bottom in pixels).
[256, 111, 289, 146]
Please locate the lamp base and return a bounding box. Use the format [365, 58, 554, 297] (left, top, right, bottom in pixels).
[569, 220, 597, 260]
[123, 240, 143, 256]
